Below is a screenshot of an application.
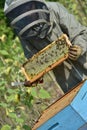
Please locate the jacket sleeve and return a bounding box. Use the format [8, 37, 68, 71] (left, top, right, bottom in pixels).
[55, 2, 87, 55]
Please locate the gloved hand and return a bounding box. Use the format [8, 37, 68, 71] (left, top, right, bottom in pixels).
[24, 77, 44, 87]
[69, 45, 82, 61]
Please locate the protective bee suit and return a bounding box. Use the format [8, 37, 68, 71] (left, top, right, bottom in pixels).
[4, 0, 87, 92]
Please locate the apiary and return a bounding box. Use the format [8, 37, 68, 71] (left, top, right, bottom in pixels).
[22, 34, 71, 83]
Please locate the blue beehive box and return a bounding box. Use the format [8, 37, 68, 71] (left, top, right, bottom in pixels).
[33, 80, 87, 130]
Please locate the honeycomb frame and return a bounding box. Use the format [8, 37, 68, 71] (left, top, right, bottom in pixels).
[22, 34, 71, 83]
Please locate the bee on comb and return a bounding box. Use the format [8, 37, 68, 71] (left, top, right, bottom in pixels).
[22, 34, 71, 83]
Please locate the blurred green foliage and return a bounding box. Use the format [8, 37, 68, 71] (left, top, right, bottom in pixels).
[0, 0, 87, 129]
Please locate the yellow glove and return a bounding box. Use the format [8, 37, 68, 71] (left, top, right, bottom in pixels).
[69, 45, 82, 61]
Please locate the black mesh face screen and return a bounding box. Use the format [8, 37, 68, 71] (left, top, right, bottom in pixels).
[21, 22, 51, 39]
[5, 0, 50, 39]
[12, 11, 50, 34]
[6, 1, 49, 22]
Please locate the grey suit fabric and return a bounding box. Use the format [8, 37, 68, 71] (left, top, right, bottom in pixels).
[4, 1, 87, 92]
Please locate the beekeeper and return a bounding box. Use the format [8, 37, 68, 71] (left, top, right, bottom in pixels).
[4, 0, 87, 92]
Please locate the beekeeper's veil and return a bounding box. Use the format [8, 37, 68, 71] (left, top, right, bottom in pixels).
[4, 0, 51, 39]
